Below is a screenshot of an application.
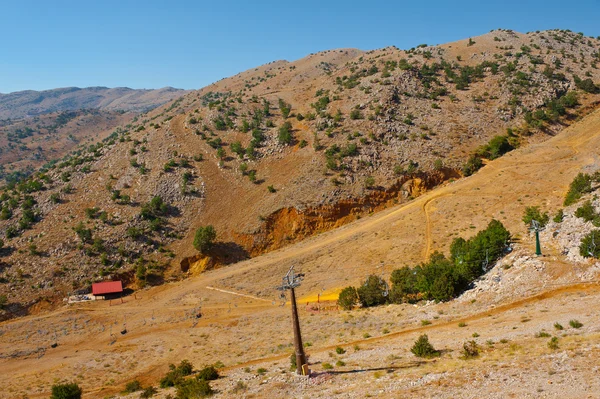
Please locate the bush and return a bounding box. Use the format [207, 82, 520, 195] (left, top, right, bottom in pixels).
[390, 220, 510, 305]
[141, 196, 168, 220]
[289, 352, 297, 371]
[357, 275, 387, 307]
[193, 226, 217, 254]
[278, 121, 293, 145]
[335, 346, 346, 354]
[574, 76, 599, 93]
[564, 173, 593, 205]
[337, 286, 358, 310]
[553, 209, 564, 223]
[462, 155, 483, 176]
[548, 336, 559, 350]
[569, 319, 583, 328]
[349, 109, 363, 120]
[389, 266, 419, 303]
[51, 382, 82, 399]
[124, 380, 142, 393]
[478, 135, 514, 159]
[160, 360, 194, 388]
[176, 378, 213, 398]
[410, 334, 439, 358]
[554, 322, 564, 330]
[522, 206, 549, 227]
[579, 230, 600, 258]
[140, 386, 157, 398]
[574, 200, 598, 222]
[197, 366, 219, 381]
[460, 340, 480, 359]
[73, 222, 92, 243]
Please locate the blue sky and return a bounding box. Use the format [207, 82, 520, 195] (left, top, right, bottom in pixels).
[1, 0, 598, 93]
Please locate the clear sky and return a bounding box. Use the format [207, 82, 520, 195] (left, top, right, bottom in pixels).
[1, 0, 598, 93]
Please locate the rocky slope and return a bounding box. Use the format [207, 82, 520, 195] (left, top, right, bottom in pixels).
[1, 29, 600, 317]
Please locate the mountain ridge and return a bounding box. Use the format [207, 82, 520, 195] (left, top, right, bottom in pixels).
[0, 86, 189, 119]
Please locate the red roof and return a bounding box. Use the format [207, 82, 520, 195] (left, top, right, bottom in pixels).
[92, 281, 123, 295]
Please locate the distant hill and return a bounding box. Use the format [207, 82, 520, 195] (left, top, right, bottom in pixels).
[0, 86, 188, 119]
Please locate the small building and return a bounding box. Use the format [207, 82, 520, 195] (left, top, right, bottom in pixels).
[92, 281, 123, 298]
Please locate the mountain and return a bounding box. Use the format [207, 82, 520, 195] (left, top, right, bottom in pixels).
[0, 86, 188, 120]
[2, 28, 600, 398]
[0, 29, 599, 319]
[0, 87, 189, 186]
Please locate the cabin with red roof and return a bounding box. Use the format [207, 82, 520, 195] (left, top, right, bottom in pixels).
[92, 281, 123, 298]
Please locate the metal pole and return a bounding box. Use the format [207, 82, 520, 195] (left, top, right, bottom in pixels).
[290, 287, 307, 375]
[535, 230, 541, 256]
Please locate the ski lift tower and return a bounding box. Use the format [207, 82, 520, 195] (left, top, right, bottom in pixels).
[531, 220, 543, 256]
[277, 266, 308, 375]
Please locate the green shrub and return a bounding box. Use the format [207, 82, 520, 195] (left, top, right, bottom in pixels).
[278, 99, 292, 118]
[580, 230, 600, 258]
[278, 121, 293, 145]
[140, 196, 168, 220]
[553, 209, 564, 223]
[357, 275, 387, 307]
[176, 378, 213, 398]
[410, 334, 439, 358]
[51, 382, 82, 399]
[337, 286, 359, 310]
[124, 380, 142, 393]
[322, 362, 334, 370]
[574, 200, 598, 222]
[569, 319, 583, 328]
[289, 352, 297, 371]
[197, 366, 219, 381]
[564, 173, 593, 205]
[140, 386, 157, 398]
[522, 206, 549, 227]
[73, 222, 92, 243]
[460, 340, 480, 359]
[350, 109, 363, 120]
[335, 346, 346, 354]
[554, 322, 564, 330]
[160, 360, 194, 388]
[193, 226, 216, 254]
[548, 336, 559, 350]
[389, 266, 419, 303]
[462, 155, 483, 176]
[230, 141, 245, 158]
[391, 220, 509, 304]
[574, 75, 599, 93]
[478, 135, 514, 159]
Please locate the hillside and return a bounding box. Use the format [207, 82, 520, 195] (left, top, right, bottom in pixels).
[1, 29, 600, 318]
[0, 86, 188, 120]
[2, 92, 600, 398]
[0, 109, 133, 183]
